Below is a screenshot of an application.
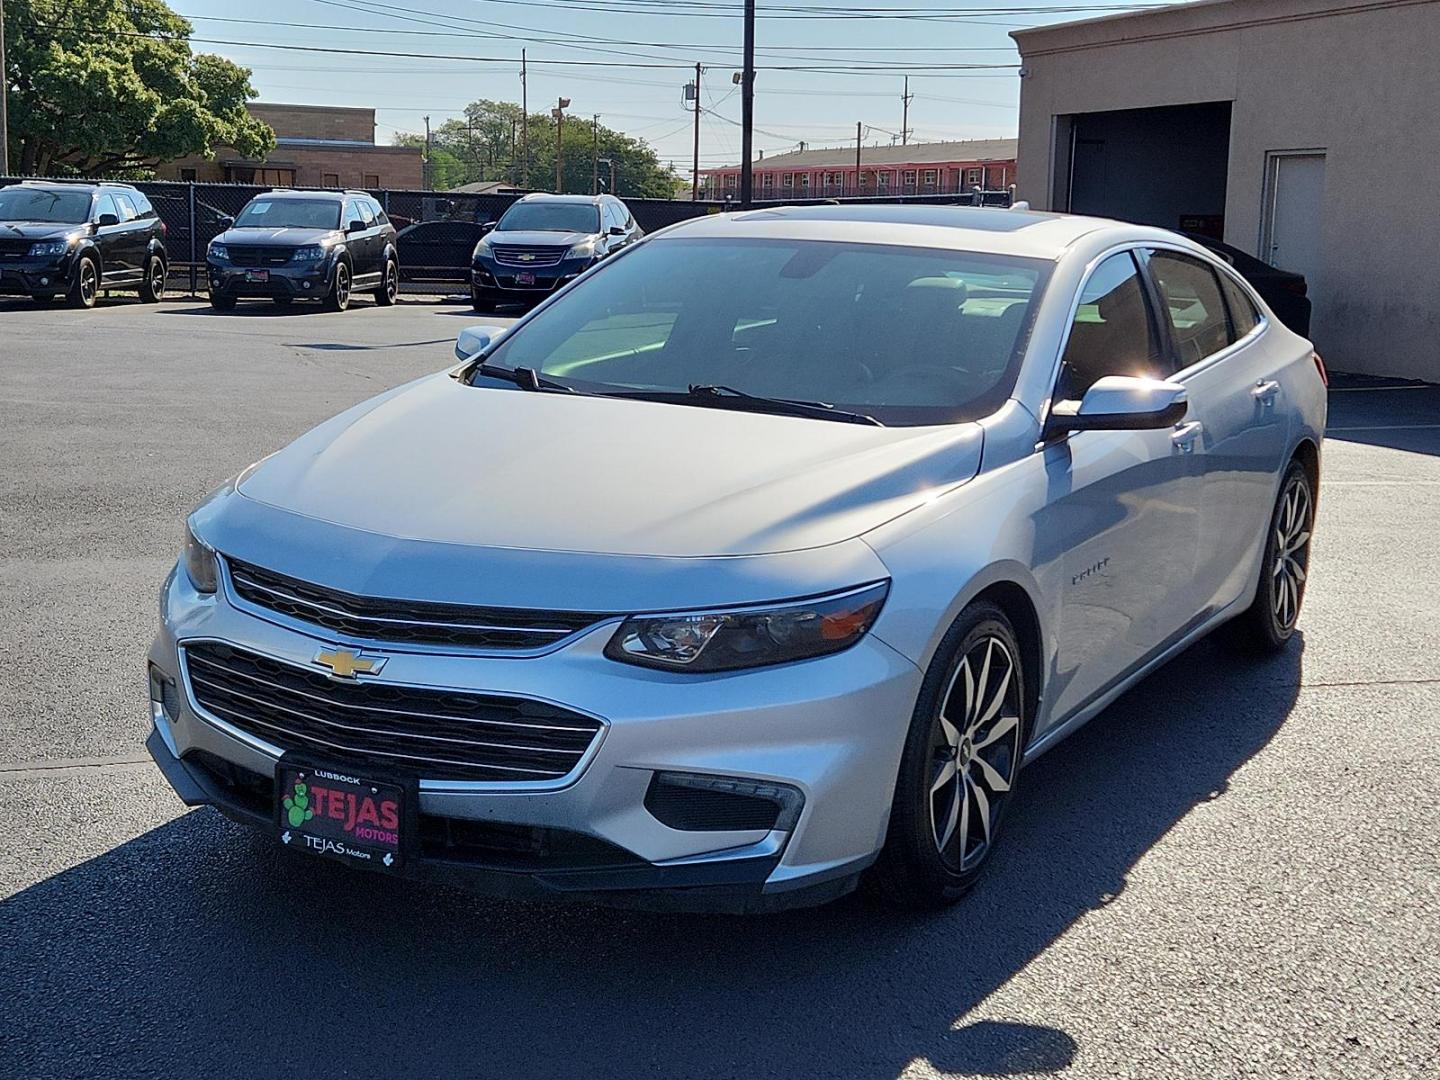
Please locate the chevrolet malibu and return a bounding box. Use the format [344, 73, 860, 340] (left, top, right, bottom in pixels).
[146, 205, 1326, 911]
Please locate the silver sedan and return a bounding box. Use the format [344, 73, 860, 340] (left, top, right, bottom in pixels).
[146, 205, 1326, 911]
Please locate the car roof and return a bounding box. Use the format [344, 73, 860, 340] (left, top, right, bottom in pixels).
[516, 193, 608, 206]
[256, 189, 358, 200]
[658, 203, 1176, 260]
[16, 180, 131, 192]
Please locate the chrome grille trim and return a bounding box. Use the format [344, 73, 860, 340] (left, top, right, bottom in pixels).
[491, 244, 567, 267]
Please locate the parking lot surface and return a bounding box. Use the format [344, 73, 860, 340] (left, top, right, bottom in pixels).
[1, 295, 1436, 1079]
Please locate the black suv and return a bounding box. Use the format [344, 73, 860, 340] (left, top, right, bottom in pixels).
[470, 193, 642, 311]
[0, 181, 169, 308]
[207, 189, 399, 311]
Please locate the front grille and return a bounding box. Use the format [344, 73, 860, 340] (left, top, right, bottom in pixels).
[491, 244, 567, 268]
[227, 558, 605, 651]
[183, 641, 604, 783]
[225, 245, 295, 267]
[0, 239, 32, 259]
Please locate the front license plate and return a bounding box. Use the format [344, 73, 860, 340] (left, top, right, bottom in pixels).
[515, 271, 536, 285]
[245, 269, 270, 283]
[276, 762, 407, 872]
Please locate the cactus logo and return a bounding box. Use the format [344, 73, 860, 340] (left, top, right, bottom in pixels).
[283, 779, 316, 828]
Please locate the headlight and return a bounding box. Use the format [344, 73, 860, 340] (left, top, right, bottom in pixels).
[605, 582, 889, 673]
[292, 245, 327, 261]
[28, 239, 71, 257]
[183, 524, 218, 593]
[566, 239, 597, 260]
[472, 239, 492, 259]
[208, 242, 229, 261]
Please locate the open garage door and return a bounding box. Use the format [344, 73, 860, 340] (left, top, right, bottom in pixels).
[1061, 102, 1232, 237]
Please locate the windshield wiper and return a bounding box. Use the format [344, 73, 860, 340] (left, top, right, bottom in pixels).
[469, 361, 577, 394]
[668, 384, 884, 426]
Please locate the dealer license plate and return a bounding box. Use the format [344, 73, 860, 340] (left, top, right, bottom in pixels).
[515, 271, 536, 285]
[276, 762, 407, 872]
[245, 269, 270, 283]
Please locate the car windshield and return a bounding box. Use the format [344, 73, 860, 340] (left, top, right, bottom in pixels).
[478, 237, 1050, 425]
[234, 198, 340, 230]
[0, 187, 92, 224]
[496, 202, 601, 234]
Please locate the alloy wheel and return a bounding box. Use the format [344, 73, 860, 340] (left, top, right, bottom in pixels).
[385, 261, 397, 302]
[334, 264, 350, 309]
[150, 260, 166, 300]
[79, 261, 97, 306]
[929, 636, 1023, 873]
[1272, 476, 1313, 630]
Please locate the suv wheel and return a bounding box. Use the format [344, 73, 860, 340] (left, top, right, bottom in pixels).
[68, 256, 99, 309]
[471, 288, 495, 313]
[374, 257, 398, 306]
[210, 292, 236, 312]
[325, 262, 351, 312]
[140, 255, 166, 302]
[868, 601, 1028, 909]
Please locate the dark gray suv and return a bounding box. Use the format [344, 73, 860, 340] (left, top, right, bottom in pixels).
[207, 190, 399, 312]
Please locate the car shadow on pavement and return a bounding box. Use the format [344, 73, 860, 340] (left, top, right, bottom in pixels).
[0, 635, 1302, 1080]
[1325, 379, 1440, 457]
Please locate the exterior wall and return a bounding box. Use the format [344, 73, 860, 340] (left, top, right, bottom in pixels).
[247, 103, 375, 144]
[699, 158, 1017, 199]
[1014, 0, 1440, 380]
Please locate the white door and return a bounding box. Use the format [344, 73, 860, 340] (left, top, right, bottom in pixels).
[1262, 152, 1326, 283]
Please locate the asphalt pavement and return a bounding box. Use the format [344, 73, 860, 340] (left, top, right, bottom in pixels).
[1, 293, 1436, 1079]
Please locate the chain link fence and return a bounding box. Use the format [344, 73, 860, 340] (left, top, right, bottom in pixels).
[1, 176, 1010, 299]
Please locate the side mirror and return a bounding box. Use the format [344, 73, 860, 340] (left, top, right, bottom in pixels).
[217, 214, 234, 230]
[608, 225, 626, 236]
[479, 220, 497, 235]
[347, 219, 366, 234]
[455, 324, 509, 362]
[1044, 375, 1188, 437]
[96, 213, 120, 228]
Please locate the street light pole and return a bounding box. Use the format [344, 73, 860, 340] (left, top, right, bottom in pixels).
[520, 50, 529, 188]
[691, 62, 702, 202]
[739, 0, 755, 208]
[552, 96, 570, 193]
[0, 0, 10, 177]
[592, 114, 599, 195]
[855, 121, 862, 197]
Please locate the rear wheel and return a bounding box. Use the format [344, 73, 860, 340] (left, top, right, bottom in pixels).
[868, 601, 1028, 909]
[374, 257, 398, 305]
[324, 262, 351, 312]
[139, 255, 166, 302]
[68, 256, 98, 309]
[1226, 459, 1315, 653]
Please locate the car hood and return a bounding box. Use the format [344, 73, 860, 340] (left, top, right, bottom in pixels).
[485, 230, 594, 248]
[0, 221, 86, 241]
[235, 372, 984, 558]
[214, 226, 340, 246]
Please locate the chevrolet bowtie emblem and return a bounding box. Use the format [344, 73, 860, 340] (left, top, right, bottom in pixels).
[516, 253, 536, 262]
[312, 647, 387, 680]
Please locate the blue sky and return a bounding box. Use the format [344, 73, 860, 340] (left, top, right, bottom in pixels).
[173, 1, 1182, 175]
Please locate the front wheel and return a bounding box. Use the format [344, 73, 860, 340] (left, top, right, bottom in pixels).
[68, 256, 99, 309]
[1226, 459, 1316, 653]
[324, 262, 352, 312]
[868, 601, 1028, 909]
[374, 258, 398, 305]
[139, 255, 166, 302]
[209, 293, 236, 312]
[471, 288, 495, 313]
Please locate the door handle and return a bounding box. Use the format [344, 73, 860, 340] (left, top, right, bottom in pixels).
[1172, 421, 1204, 454]
[1252, 379, 1281, 405]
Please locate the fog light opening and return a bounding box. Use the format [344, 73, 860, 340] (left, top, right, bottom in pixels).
[148, 664, 181, 723]
[645, 771, 804, 833]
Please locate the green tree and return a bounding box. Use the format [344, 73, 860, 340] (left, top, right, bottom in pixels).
[395, 99, 680, 197]
[4, 0, 274, 177]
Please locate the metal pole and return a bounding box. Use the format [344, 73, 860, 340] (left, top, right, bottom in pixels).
[610, 159, 616, 195]
[187, 183, 196, 295]
[691, 62, 701, 201]
[0, 0, 9, 176]
[855, 121, 862, 198]
[423, 115, 432, 189]
[520, 50, 529, 188]
[902, 76, 912, 146]
[739, 0, 755, 208]
[592, 114, 599, 195]
[554, 98, 565, 193]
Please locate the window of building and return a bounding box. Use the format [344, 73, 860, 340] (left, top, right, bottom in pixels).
[761, 173, 775, 189]
[364, 174, 380, 188]
[966, 167, 983, 186]
[902, 169, 917, 186]
[179, 168, 197, 182]
[322, 173, 340, 188]
[798, 173, 810, 190]
[725, 173, 737, 188]
[1056, 252, 1167, 401]
[876, 171, 891, 189]
[782, 173, 794, 187]
[922, 169, 938, 186]
[1146, 251, 1235, 368]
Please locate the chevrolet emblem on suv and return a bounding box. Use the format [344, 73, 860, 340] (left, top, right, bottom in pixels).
[312, 647, 387, 679]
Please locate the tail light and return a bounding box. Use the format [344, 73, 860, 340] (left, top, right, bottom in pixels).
[1312, 351, 1329, 387]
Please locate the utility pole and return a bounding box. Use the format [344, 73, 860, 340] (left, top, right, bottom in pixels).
[901, 76, 913, 146]
[691, 62, 702, 201]
[552, 96, 570, 193]
[0, 0, 9, 177]
[423, 115, 432, 188]
[739, 0, 756, 207]
[592, 114, 599, 195]
[855, 121, 862, 197]
[509, 118, 517, 184]
[520, 50, 529, 188]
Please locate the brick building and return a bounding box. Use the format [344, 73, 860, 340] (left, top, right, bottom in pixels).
[158, 103, 424, 190]
[697, 138, 1017, 201]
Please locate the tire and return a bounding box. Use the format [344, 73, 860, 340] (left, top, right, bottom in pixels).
[209, 293, 236, 312]
[1225, 458, 1315, 654]
[139, 255, 166, 302]
[68, 256, 99, 309]
[324, 261, 352, 312]
[868, 600, 1029, 909]
[374, 257, 399, 305]
[471, 288, 495, 313]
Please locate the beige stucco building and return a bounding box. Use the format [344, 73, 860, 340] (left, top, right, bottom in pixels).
[1013, 0, 1440, 380]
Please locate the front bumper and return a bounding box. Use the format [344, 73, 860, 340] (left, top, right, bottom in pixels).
[0, 254, 73, 296]
[147, 562, 922, 911]
[470, 255, 591, 297]
[208, 258, 333, 300]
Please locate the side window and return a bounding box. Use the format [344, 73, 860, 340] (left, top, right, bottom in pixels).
[356, 199, 376, 226]
[94, 193, 118, 223]
[113, 193, 138, 222]
[368, 199, 389, 226]
[131, 191, 155, 217]
[1147, 251, 1234, 368]
[1056, 251, 1166, 401]
[1218, 271, 1261, 339]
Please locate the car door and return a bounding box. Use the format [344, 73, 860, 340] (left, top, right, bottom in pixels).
[1144, 248, 1294, 613]
[1031, 250, 1205, 728]
[342, 198, 377, 281]
[91, 193, 130, 281]
[111, 192, 149, 280]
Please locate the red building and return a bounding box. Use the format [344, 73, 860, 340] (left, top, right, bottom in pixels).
[697, 138, 1017, 200]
